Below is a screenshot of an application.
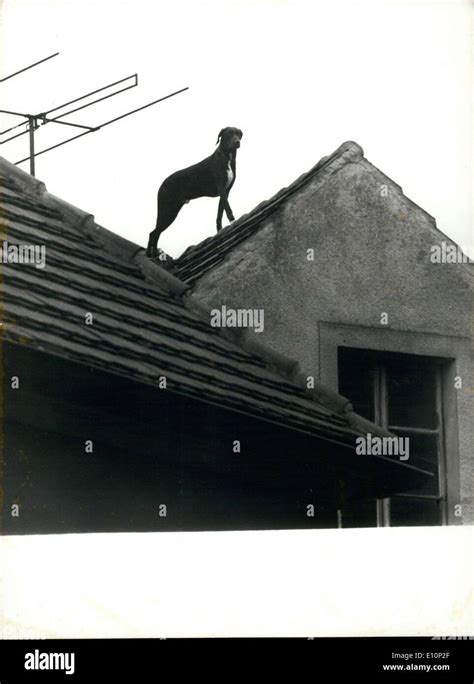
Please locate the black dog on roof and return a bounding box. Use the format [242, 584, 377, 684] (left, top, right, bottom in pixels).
[146, 127, 243, 258]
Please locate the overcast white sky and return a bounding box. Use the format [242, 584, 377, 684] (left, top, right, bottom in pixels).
[0, 0, 471, 258]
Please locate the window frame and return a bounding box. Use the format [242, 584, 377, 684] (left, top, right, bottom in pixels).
[318, 322, 464, 527]
[363, 356, 448, 527]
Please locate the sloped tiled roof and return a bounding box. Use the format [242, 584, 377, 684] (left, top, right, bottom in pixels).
[0, 157, 365, 447]
[0, 155, 435, 497]
[172, 141, 363, 285]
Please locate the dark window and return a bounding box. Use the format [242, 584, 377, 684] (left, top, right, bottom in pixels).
[337, 348, 376, 423]
[386, 356, 438, 429]
[338, 348, 447, 528]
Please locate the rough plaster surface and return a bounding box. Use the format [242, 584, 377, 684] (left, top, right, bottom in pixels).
[192, 149, 473, 523]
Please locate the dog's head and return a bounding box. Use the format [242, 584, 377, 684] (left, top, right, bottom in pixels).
[216, 127, 243, 151]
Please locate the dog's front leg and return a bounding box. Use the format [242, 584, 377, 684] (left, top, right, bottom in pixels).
[216, 197, 225, 231]
[218, 190, 234, 226]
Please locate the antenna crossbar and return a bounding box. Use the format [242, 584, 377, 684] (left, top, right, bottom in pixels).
[0, 52, 59, 83]
[12, 87, 190, 169]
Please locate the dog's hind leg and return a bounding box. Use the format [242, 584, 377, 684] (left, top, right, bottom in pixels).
[146, 198, 184, 258]
[146, 228, 162, 259]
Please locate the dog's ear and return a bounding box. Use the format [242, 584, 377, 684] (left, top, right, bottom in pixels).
[216, 128, 225, 144]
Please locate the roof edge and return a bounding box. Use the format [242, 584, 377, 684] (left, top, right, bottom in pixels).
[0, 157, 46, 196]
[175, 140, 365, 271]
[347, 412, 394, 439]
[360, 156, 473, 269]
[133, 249, 190, 296]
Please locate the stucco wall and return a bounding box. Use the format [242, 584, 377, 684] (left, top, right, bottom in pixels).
[191, 150, 473, 524]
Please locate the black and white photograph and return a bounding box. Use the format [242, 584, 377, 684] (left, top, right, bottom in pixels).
[0, 0, 472, 676]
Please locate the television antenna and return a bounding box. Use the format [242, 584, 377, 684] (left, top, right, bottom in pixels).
[0, 53, 189, 176]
